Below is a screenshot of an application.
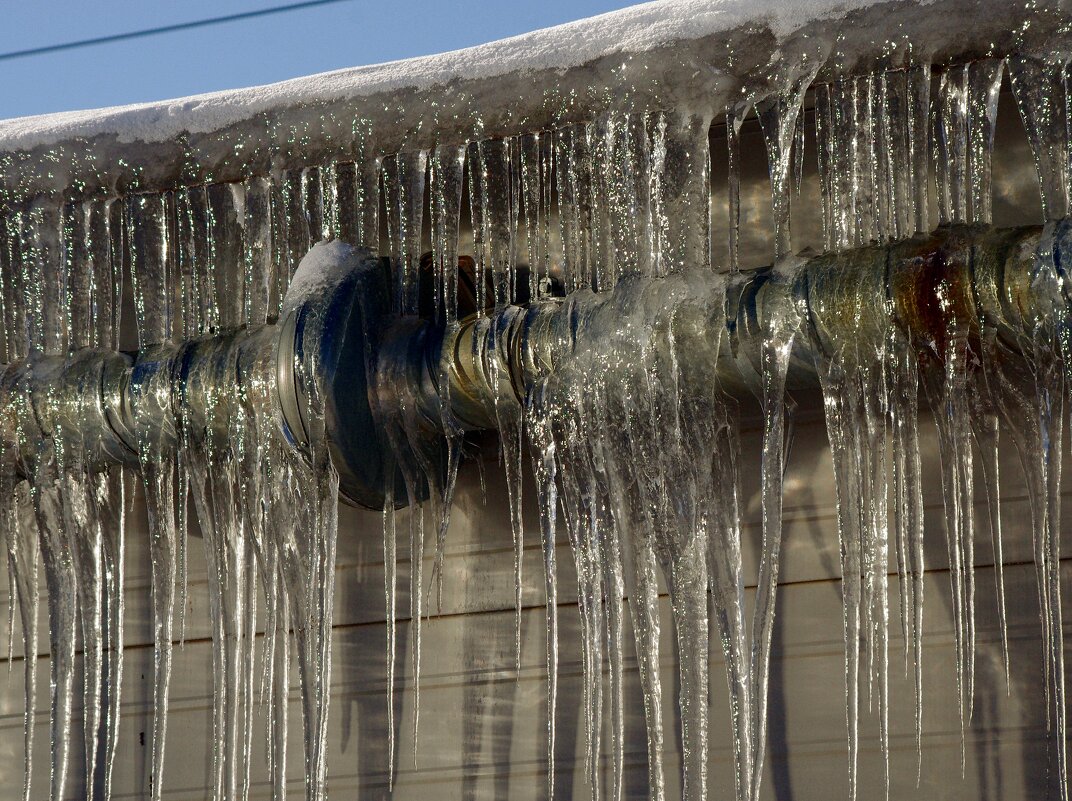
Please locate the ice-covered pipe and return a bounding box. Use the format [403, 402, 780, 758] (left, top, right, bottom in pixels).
[121, 239, 397, 508]
[0, 241, 395, 508]
[0, 348, 135, 476]
[436, 222, 1067, 426]
[0, 221, 1065, 510]
[274, 239, 400, 509]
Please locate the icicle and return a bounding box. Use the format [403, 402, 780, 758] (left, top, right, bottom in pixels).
[527, 382, 560, 801]
[127, 191, 179, 801]
[584, 347, 668, 801]
[301, 165, 325, 245]
[991, 282, 1068, 800]
[61, 198, 111, 801]
[888, 332, 925, 779]
[727, 105, 750, 271]
[207, 182, 247, 331]
[809, 253, 897, 800]
[553, 402, 607, 800]
[382, 474, 399, 789]
[334, 161, 359, 248]
[794, 105, 806, 197]
[63, 474, 105, 800]
[98, 469, 125, 801]
[487, 319, 525, 672]
[476, 138, 520, 305]
[749, 264, 802, 801]
[606, 113, 651, 279]
[471, 137, 528, 670]
[244, 176, 273, 326]
[828, 80, 858, 250]
[80, 207, 125, 799]
[935, 65, 970, 224]
[872, 75, 892, 242]
[186, 404, 253, 801]
[407, 492, 426, 761]
[908, 64, 932, 234]
[278, 169, 306, 291]
[373, 306, 448, 771]
[19, 197, 77, 801]
[815, 85, 835, 251]
[649, 110, 711, 275]
[758, 69, 818, 259]
[907, 232, 977, 772]
[3, 482, 39, 801]
[568, 124, 597, 290]
[543, 268, 736, 801]
[520, 132, 553, 296]
[147, 468, 179, 800]
[967, 60, 1005, 224]
[553, 126, 581, 293]
[172, 189, 198, 652]
[862, 362, 891, 799]
[0, 213, 12, 364]
[853, 74, 878, 244]
[278, 364, 339, 801]
[26, 199, 67, 356]
[350, 119, 382, 252]
[707, 420, 751, 801]
[750, 71, 815, 801]
[387, 150, 428, 316]
[881, 70, 914, 242]
[128, 193, 174, 346]
[1008, 52, 1072, 799]
[588, 390, 626, 801]
[32, 469, 77, 801]
[589, 119, 615, 291]
[4, 530, 12, 671]
[969, 393, 1010, 689]
[816, 353, 865, 801]
[321, 161, 340, 241]
[1009, 53, 1071, 221]
[429, 143, 466, 611]
[176, 187, 203, 341]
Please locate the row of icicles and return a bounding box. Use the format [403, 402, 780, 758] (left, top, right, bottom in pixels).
[0, 50, 1069, 801]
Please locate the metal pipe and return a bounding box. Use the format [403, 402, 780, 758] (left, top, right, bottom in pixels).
[437, 222, 1064, 421]
[0, 240, 395, 509]
[0, 349, 136, 476]
[0, 221, 1063, 511]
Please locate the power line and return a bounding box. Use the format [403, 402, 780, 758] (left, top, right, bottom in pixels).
[0, 0, 357, 63]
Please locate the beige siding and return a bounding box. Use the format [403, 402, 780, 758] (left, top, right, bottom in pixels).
[0, 404, 1066, 799]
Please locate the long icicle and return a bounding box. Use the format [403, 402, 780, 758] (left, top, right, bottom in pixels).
[3, 482, 39, 801]
[527, 381, 560, 801]
[751, 69, 813, 801]
[127, 191, 179, 801]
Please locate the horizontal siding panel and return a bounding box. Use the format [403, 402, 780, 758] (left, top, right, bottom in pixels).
[0, 400, 1066, 797]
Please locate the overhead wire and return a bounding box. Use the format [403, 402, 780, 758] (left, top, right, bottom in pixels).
[0, 0, 357, 63]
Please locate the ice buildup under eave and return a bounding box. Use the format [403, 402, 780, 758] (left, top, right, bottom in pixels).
[0, 0, 1068, 197]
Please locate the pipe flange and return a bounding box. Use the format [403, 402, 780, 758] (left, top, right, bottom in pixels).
[275, 240, 399, 509]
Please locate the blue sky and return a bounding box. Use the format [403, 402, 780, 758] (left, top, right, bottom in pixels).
[0, 0, 638, 120]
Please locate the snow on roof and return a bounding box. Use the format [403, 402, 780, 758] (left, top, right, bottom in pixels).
[0, 0, 936, 149]
[0, 0, 1063, 195]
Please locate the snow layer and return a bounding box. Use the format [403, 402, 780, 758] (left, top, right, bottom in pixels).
[283, 239, 367, 316]
[0, 0, 916, 150]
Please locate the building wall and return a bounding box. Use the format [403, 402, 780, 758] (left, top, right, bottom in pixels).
[0, 396, 1064, 800]
[0, 79, 1060, 801]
